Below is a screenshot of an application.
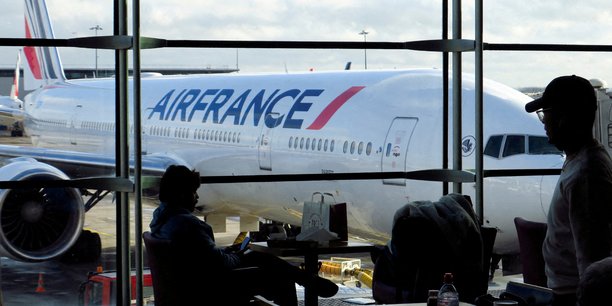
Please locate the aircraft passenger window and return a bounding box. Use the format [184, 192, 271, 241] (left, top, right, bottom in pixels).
[232, 132, 237, 143]
[358, 142, 364, 155]
[294, 137, 299, 149]
[330, 140, 335, 152]
[318, 139, 322, 151]
[502, 135, 526, 157]
[312, 139, 316, 151]
[300, 138, 304, 149]
[305, 138, 311, 150]
[350, 141, 356, 154]
[224, 131, 228, 142]
[237, 133, 241, 143]
[324, 139, 329, 151]
[366, 142, 372, 156]
[289, 137, 293, 148]
[528, 136, 561, 154]
[484, 135, 503, 158]
[343, 141, 348, 153]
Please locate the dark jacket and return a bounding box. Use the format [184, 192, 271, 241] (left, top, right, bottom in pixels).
[372, 193, 485, 304]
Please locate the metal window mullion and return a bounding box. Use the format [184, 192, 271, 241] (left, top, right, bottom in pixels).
[452, 0, 462, 193]
[475, 0, 484, 224]
[132, 0, 144, 305]
[114, 0, 131, 305]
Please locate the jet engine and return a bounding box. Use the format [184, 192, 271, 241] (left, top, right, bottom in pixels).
[0, 158, 84, 262]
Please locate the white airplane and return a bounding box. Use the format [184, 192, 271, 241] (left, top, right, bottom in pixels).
[0, 0, 564, 266]
[0, 51, 25, 136]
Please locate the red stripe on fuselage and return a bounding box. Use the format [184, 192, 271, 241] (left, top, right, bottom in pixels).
[306, 86, 365, 130]
[24, 18, 42, 80]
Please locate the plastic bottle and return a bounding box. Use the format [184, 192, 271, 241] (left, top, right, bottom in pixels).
[427, 289, 439, 306]
[436, 273, 459, 306]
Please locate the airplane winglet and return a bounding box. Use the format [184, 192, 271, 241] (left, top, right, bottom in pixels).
[23, 0, 66, 90]
[9, 51, 21, 100]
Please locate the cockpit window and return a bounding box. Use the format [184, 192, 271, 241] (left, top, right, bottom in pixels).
[484, 134, 561, 159]
[529, 136, 562, 155]
[484, 135, 503, 158]
[502, 135, 525, 157]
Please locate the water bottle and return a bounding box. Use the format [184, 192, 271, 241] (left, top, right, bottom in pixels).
[437, 273, 459, 306]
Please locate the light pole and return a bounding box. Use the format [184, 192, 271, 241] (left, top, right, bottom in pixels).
[89, 25, 103, 77]
[359, 30, 368, 70]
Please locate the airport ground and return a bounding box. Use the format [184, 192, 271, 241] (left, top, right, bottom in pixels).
[0, 135, 517, 306]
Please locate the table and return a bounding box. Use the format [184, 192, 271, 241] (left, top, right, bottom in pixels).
[249, 240, 377, 306]
[386, 303, 474, 306]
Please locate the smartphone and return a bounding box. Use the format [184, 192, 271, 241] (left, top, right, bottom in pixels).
[239, 236, 251, 252]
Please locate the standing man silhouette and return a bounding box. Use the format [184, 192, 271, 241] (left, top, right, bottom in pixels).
[525, 75, 612, 306]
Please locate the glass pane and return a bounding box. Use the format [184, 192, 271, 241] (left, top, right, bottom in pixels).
[502, 135, 526, 157]
[529, 136, 561, 155]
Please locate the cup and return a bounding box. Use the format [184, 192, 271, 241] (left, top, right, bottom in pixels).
[493, 300, 518, 306]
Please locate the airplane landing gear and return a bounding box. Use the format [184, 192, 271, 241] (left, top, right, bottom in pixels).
[60, 230, 101, 263]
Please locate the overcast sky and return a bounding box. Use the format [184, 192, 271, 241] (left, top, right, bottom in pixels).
[1, 0, 612, 89]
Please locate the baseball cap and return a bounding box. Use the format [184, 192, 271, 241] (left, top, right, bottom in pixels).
[524, 75, 597, 113]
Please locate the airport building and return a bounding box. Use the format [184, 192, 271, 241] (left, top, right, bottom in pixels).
[0, 67, 238, 100]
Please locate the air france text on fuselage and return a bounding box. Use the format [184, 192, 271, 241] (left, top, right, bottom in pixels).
[146, 86, 365, 130]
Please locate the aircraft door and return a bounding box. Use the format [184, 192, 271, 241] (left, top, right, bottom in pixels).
[381, 117, 418, 186]
[258, 113, 281, 171]
[70, 104, 83, 145]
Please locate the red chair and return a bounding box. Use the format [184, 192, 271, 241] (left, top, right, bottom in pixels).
[514, 217, 548, 287]
[143, 231, 178, 306]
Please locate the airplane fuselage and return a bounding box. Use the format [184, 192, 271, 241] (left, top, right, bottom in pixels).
[23, 69, 563, 255]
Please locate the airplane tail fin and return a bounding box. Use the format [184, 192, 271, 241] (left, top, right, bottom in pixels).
[23, 0, 66, 90]
[9, 51, 21, 100]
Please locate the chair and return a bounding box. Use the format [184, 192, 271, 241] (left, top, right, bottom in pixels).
[480, 226, 497, 285]
[514, 217, 548, 288]
[143, 231, 179, 306]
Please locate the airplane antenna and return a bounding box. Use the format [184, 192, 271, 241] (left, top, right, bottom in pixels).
[236, 49, 239, 72]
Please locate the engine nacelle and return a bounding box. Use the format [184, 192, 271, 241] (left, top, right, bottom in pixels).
[0, 158, 84, 262]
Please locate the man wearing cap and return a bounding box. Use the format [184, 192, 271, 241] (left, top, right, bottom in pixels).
[525, 75, 612, 306]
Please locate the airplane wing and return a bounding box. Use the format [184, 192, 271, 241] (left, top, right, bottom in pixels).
[0, 144, 182, 179]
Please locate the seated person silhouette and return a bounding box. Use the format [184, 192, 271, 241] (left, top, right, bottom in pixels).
[149, 165, 338, 306]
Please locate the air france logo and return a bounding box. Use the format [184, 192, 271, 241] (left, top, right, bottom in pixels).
[146, 86, 365, 130]
[462, 135, 476, 157]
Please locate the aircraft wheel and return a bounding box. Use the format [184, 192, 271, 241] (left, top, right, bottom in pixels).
[60, 230, 102, 263]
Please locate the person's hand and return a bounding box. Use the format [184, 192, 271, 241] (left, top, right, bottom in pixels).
[225, 243, 241, 253]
